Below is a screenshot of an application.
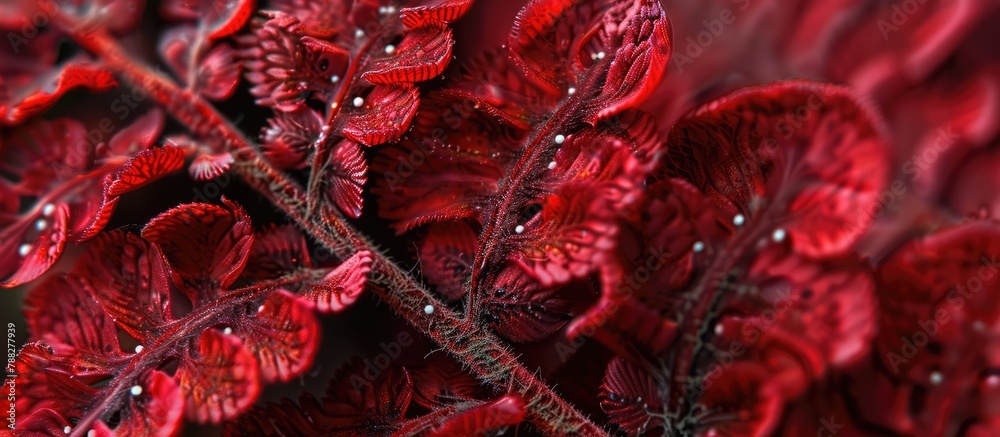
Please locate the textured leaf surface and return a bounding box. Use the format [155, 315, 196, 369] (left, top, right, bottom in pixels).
[178, 329, 261, 423]
[142, 200, 254, 301]
[419, 222, 478, 300]
[428, 395, 526, 436]
[226, 356, 513, 436]
[24, 274, 123, 371]
[512, 183, 619, 287]
[0, 62, 117, 126]
[482, 267, 570, 342]
[159, 26, 241, 100]
[300, 251, 373, 313]
[77, 231, 173, 342]
[665, 80, 890, 257]
[324, 140, 368, 219]
[876, 222, 1000, 386]
[239, 291, 321, 382]
[0, 115, 178, 287]
[243, 225, 313, 280]
[260, 108, 324, 170]
[341, 85, 421, 147]
[600, 358, 664, 435]
[15, 201, 368, 434]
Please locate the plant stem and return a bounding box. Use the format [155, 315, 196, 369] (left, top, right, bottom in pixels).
[61, 21, 607, 436]
[68, 271, 316, 437]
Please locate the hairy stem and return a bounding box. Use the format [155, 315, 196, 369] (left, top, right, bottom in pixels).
[61, 20, 607, 436]
[232, 148, 608, 437]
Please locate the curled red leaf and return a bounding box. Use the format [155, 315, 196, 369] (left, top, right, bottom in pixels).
[0, 114, 180, 287]
[341, 85, 420, 147]
[482, 266, 570, 342]
[0, 61, 117, 126]
[400, 0, 474, 29]
[600, 358, 665, 436]
[240, 290, 321, 382]
[178, 329, 261, 423]
[428, 395, 526, 436]
[260, 107, 324, 170]
[325, 140, 368, 219]
[419, 222, 478, 300]
[300, 250, 373, 313]
[76, 231, 173, 343]
[362, 27, 454, 85]
[512, 183, 619, 287]
[142, 199, 254, 301]
[665, 80, 891, 257]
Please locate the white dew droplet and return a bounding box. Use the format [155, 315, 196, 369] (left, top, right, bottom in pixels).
[384, 44, 396, 55]
[43, 203, 56, 216]
[130, 385, 143, 396]
[355, 28, 365, 39]
[134, 345, 144, 353]
[596, 51, 606, 59]
[515, 225, 525, 234]
[88, 430, 96, 437]
[547, 161, 557, 170]
[330, 75, 340, 83]
[258, 305, 265, 313]
[987, 375, 1000, 387]
[554, 134, 565, 144]
[930, 371, 943, 385]
[223, 327, 233, 335]
[733, 213, 746, 227]
[714, 323, 724, 335]
[568, 87, 576, 95]
[18, 244, 31, 257]
[693, 241, 705, 253]
[63, 426, 71, 434]
[424, 304, 434, 315]
[772, 228, 786, 243]
[353, 97, 364, 107]
[35, 219, 47, 231]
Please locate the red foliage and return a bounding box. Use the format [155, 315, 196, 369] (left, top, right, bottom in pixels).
[14, 202, 371, 433]
[3, 0, 999, 436]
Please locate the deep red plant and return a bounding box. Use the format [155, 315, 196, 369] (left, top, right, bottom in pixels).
[2, 0, 999, 436]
